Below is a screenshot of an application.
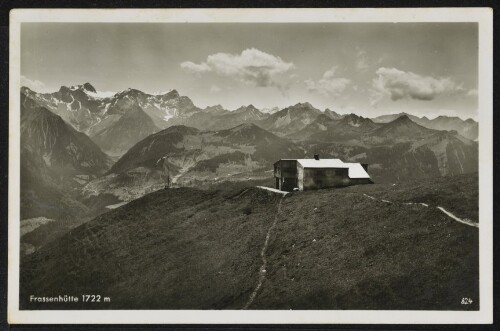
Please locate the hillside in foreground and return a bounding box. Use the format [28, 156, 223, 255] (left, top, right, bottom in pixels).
[20, 173, 478, 310]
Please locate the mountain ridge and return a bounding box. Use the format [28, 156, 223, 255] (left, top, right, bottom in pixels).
[22, 84, 478, 146]
[371, 112, 478, 140]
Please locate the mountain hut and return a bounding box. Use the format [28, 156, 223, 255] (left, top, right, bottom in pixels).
[273, 154, 372, 191]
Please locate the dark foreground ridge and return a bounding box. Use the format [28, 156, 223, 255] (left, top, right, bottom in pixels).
[20, 174, 479, 310]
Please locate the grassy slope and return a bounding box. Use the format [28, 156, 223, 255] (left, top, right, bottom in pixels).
[21, 188, 282, 309]
[340, 173, 478, 221]
[20, 173, 478, 310]
[254, 174, 478, 310]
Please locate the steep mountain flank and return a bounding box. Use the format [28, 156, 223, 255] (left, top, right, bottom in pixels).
[21, 93, 111, 177]
[20, 93, 111, 246]
[259, 102, 322, 135]
[324, 108, 343, 120]
[371, 115, 435, 143]
[91, 103, 159, 156]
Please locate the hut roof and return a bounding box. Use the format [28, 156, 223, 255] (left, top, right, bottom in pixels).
[295, 159, 370, 179]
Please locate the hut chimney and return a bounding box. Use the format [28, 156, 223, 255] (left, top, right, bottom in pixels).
[314, 154, 320, 160]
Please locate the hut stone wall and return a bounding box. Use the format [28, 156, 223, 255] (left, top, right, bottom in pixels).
[301, 166, 350, 191]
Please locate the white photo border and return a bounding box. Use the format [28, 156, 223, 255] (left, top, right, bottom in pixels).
[8, 7, 493, 325]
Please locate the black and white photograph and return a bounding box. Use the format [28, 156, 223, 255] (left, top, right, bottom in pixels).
[7, 8, 493, 324]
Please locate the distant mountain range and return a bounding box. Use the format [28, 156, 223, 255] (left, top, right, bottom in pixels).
[20, 83, 479, 227]
[294, 113, 379, 142]
[22, 84, 195, 156]
[372, 112, 478, 140]
[172, 104, 270, 132]
[22, 84, 478, 157]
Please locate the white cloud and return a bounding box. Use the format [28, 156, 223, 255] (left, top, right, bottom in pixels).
[21, 75, 48, 92]
[466, 89, 478, 97]
[180, 48, 295, 89]
[305, 66, 351, 97]
[180, 61, 211, 74]
[370, 67, 466, 105]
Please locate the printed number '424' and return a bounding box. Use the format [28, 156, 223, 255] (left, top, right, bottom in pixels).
[461, 298, 473, 305]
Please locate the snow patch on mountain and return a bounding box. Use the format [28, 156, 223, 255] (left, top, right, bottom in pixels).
[274, 111, 292, 128]
[86, 90, 117, 99]
[150, 89, 174, 95]
[347, 119, 361, 127]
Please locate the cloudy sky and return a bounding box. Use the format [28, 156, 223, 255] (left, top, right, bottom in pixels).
[21, 23, 478, 119]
